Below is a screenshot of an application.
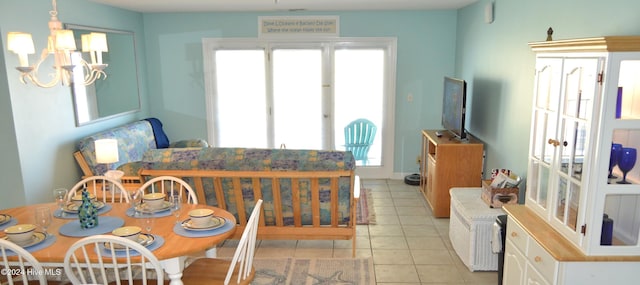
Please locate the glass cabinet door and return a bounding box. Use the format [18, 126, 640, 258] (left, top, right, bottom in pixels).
[552, 58, 599, 234]
[527, 58, 562, 213]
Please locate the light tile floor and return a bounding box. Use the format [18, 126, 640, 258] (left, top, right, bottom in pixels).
[216, 179, 498, 285]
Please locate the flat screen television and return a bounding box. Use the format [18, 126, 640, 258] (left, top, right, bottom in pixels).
[441, 76, 467, 140]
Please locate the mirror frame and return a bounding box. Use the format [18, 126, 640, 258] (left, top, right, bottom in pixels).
[65, 24, 141, 126]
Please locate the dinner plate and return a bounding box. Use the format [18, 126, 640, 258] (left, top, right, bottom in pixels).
[109, 233, 156, 250]
[135, 201, 171, 213]
[181, 216, 226, 231]
[63, 201, 105, 213]
[2, 231, 47, 248]
[0, 214, 11, 226]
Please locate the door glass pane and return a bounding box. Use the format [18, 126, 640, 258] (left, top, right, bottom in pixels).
[603, 194, 640, 246]
[272, 49, 323, 149]
[555, 177, 580, 231]
[532, 111, 544, 160]
[563, 59, 598, 120]
[567, 181, 580, 231]
[610, 129, 640, 184]
[535, 62, 560, 111]
[556, 177, 567, 222]
[543, 112, 556, 164]
[215, 50, 267, 148]
[559, 118, 572, 176]
[559, 119, 586, 180]
[539, 166, 549, 208]
[528, 161, 539, 202]
[334, 49, 385, 166]
[572, 121, 587, 181]
[616, 60, 640, 120]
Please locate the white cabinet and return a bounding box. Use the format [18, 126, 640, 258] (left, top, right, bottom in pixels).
[503, 211, 640, 285]
[503, 241, 526, 284]
[504, 216, 556, 285]
[526, 36, 640, 255]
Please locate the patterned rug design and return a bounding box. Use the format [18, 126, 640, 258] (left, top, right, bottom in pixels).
[356, 188, 375, 225]
[252, 257, 375, 285]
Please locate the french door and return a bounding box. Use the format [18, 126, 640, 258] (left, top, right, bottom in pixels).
[202, 38, 396, 178]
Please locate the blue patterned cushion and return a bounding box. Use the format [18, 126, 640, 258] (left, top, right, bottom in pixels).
[77, 121, 156, 175]
[169, 139, 209, 148]
[142, 148, 355, 226]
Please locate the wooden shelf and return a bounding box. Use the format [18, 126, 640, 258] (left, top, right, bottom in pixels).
[420, 130, 484, 217]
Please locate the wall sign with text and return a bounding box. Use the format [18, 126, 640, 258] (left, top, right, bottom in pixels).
[259, 16, 339, 37]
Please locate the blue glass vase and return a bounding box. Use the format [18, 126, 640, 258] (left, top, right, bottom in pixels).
[78, 189, 98, 229]
[617, 148, 637, 184]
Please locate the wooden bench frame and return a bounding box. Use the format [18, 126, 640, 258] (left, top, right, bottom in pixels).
[74, 151, 143, 190]
[139, 168, 360, 256]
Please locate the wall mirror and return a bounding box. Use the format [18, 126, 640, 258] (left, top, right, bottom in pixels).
[66, 24, 141, 126]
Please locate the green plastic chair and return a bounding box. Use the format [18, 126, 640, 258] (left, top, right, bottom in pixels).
[344, 118, 377, 165]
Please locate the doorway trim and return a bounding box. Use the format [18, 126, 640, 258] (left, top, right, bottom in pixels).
[202, 37, 397, 179]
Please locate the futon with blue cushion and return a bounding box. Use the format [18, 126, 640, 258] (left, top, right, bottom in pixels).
[73, 118, 208, 188]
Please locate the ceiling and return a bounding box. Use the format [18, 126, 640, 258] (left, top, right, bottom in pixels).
[90, 0, 479, 13]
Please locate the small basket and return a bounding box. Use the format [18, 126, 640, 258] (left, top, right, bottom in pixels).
[481, 180, 519, 208]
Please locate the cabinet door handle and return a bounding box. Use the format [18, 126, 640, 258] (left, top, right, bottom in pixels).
[511, 232, 518, 237]
[547, 139, 560, 146]
[534, 256, 542, 262]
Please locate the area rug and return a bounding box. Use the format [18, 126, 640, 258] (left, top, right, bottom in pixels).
[252, 257, 375, 285]
[356, 188, 376, 225]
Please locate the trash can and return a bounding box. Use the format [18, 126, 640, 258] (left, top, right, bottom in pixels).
[494, 215, 508, 285]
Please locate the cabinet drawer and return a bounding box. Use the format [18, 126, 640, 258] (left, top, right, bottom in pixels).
[526, 263, 551, 285]
[506, 216, 528, 252]
[527, 239, 558, 282]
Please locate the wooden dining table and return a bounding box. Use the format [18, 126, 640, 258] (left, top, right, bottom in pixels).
[0, 202, 237, 285]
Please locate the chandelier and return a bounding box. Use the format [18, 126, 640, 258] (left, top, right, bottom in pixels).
[6, 0, 108, 88]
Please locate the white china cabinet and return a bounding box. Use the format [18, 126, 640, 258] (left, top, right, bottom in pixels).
[502, 36, 640, 285]
[526, 36, 640, 255]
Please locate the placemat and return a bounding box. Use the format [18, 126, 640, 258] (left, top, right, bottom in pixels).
[172, 218, 235, 238]
[59, 216, 125, 237]
[97, 235, 165, 257]
[125, 207, 171, 218]
[53, 204, 113, 219]
[0, 217, 18, 231]
[2, 234, 57, 256]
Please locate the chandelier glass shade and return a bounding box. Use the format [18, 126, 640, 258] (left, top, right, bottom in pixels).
[6, 0, 108, 88]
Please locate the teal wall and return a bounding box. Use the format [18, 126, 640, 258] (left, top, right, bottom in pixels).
[0, 0, 147, 208]
[142, 10, 458, 176]
[456, 0, 640, 187]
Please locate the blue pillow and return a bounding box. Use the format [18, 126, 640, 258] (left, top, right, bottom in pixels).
[144, 118, 170, 148]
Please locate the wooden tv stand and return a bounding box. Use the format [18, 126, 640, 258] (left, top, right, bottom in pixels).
[420, 130, 484, 217]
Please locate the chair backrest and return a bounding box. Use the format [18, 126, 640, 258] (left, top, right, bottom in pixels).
[344, 118, 377, 162]
[67, 176, 130, 203]
[0, 239, 48, 285]
[63, 235, 164, 285]
[226, 199, 262, 285]
[138, 176, 198, 204]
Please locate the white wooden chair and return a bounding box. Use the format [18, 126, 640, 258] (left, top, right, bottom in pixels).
[0, 238, 48, 285]
[63, 235, 164, 285]
[138, 176, 198, 204]
[67, 176, 130, 203]
[182, 199, 263, 285]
